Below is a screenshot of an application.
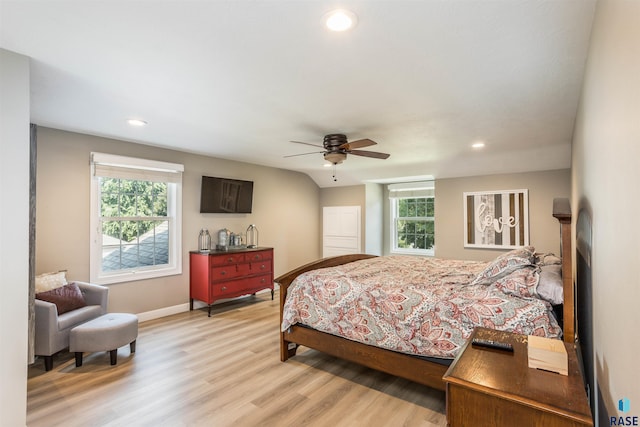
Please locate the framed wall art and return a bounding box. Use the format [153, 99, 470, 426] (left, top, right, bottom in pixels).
[463, 189, 529, 249]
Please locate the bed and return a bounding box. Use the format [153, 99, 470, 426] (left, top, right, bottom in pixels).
[276, 198, 575, 391]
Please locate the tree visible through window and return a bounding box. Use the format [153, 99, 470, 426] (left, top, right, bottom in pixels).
[90, 152, 183, 284]
[394, 197, 435, 251]
[99, 178, 169, 271]
[388, 181, 435, 255]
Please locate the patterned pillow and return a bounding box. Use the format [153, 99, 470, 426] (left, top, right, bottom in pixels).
[35, 271, 68, 293]
[36, 282, 87, 315]
[471, 246, 536, 285]
[490, 265, 540, 299]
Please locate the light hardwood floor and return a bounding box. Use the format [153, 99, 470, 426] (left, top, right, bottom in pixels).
[27, 291, 446, 427]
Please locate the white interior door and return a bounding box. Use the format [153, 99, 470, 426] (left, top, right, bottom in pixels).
[323, 206, 361, 257]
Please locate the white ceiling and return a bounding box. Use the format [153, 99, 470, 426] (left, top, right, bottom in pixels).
[0, 0, 596, 187]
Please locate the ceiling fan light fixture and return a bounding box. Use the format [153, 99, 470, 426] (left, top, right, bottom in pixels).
[324, 152, 347, 164]
[324, 9, 357, 32]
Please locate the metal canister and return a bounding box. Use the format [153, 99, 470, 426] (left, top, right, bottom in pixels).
[218, 228, 229, 247]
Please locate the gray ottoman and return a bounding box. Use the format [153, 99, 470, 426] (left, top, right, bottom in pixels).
[69, 313, 138, 367]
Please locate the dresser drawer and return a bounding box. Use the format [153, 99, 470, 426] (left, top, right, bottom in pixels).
[209, 253, 246, 266]
[250, 261, 272, 274]
[247, 250, 272, 263]
[211, 274, 272, 298]
[210, 265, 247, 281]
[237, 273, 272, 295]
[211, 281, 240, 297]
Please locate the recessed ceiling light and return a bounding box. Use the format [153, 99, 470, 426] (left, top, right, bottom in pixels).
[472, 141, 485, 149]
[324, 9, 358, 32]
[127, 119, 147, 127]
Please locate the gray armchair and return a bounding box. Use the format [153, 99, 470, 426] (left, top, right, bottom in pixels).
[35, 281, 108, 370]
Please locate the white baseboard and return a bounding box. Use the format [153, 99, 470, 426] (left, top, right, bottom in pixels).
[136, 303, 190, 323]
[135, 287, 278, 323]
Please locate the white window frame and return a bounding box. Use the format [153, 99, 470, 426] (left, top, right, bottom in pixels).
[389, 181, 435, 256]
[90, 153, 183, 285]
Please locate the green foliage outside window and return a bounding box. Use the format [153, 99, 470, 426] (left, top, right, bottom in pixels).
[395, 197, 435, 250]
[100, 178, 168, 243]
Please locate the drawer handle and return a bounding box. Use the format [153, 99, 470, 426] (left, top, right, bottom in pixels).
[222, 286, 227, 291]
[220, 270, 226, 275]
[260, 278, 266, 283]
[253, 255, 260, 260]
[227, 258, 234, 263]
[260, 264, 266, 270]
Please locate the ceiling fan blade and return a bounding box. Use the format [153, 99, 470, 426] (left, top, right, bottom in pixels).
[340, 138, 377, 150]
[284, 150, 326, 158]
[290, 140, 324, 149]
[348, 150, 390, 159]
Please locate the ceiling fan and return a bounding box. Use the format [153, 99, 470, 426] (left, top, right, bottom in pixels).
[285, 133, 390, 165]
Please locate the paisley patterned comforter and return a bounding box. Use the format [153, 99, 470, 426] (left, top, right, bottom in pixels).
[281, 254, 562, 359]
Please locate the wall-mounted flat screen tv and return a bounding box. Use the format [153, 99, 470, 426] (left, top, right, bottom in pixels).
[200, 176, 254, 213]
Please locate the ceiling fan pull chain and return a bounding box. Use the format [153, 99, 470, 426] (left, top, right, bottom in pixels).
[332, 163, 338, 181]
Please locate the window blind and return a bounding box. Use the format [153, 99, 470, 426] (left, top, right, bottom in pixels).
[388, 181, 435, 199]
[91, 152, 184, 183]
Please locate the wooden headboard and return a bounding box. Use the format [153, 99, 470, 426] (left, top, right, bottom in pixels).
[552, 198, 575, 343]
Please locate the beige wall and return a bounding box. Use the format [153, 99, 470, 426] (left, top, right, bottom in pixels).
[435, 169, 571, 261]
[364, 183, 384, 255]
[572, 0, 639, 423]
[319, 184, 366, 207]
[36, 127, 321, 314]
[0, 48, 29, 427]
[320, 171, 570, 260]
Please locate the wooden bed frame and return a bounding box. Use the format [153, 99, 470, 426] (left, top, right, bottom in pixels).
[276, 198, 575, 391]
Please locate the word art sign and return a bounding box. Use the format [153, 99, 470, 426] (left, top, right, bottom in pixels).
[463, 189, 529, 249]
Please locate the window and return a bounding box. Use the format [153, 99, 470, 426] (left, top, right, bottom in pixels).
[90, 153, 183, 284]
[389, 181, 435, 256]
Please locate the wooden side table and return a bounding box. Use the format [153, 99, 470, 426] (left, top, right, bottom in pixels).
[443, 327, 593, 427]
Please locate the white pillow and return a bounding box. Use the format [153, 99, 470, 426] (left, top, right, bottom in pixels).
[535, 252, 562, 266]
[537, 264, 563, 305]
[35, 271, 68, 294]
